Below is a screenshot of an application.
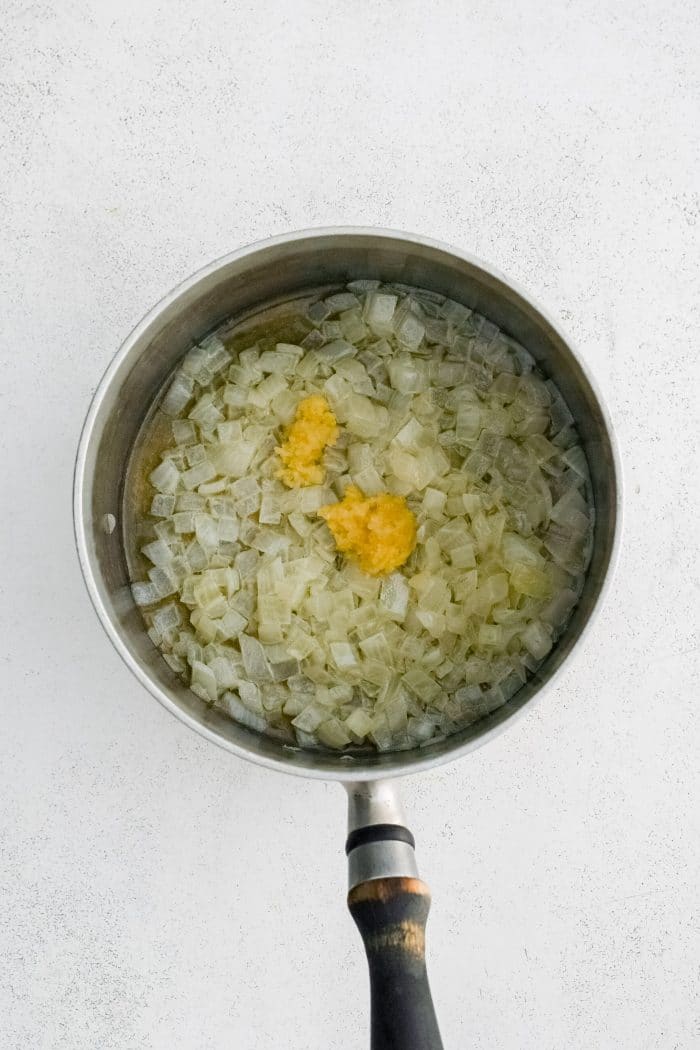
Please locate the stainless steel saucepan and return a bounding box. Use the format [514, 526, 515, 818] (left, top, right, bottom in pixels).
[74, 228, 620, 1049]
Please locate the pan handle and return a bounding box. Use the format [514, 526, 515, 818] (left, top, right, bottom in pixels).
[345, 782, 443, 1050]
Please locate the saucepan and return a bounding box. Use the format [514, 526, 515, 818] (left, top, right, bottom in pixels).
[74, 228, 620, 1049]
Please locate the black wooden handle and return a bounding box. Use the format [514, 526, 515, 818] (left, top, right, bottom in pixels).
[348, 877, 443, 1050]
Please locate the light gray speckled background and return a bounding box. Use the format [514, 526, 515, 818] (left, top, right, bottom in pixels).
[1, 2, 699, 1048]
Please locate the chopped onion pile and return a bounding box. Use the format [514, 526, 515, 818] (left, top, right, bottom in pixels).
[131, 281, 594, 752]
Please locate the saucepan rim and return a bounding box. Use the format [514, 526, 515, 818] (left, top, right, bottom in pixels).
[73, 226, 623, 782]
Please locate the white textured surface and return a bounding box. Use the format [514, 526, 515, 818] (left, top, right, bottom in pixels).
[2, 2, 699, 1047]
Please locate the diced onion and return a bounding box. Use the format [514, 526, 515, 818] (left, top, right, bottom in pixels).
[131, 285, 594, 752]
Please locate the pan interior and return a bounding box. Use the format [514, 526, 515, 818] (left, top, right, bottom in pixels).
[79, 231, 618, 780]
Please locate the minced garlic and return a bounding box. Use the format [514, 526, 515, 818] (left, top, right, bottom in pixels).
[319, 484, 417, 576]
[276, 395, 339, 487]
